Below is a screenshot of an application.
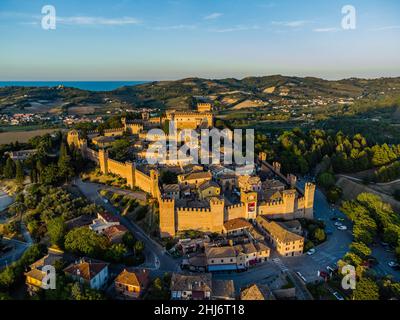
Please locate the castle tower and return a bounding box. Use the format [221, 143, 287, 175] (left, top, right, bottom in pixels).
[240, 191, 258, 220]
[287, 174, 297, 188]
[304, 183, 316, 219]
[259, 152, 267, 162]
[67, 130, 80, 149]
[197, 102, 212, 113]
[125, 162, 136, 189]
[159, 198, 176, 238]
[121, 117, 127, 131]
[209, 198, 225, 233]
[149, 170, 160, 198]
[282, 189, 296, 219]
[273, 162, 281, 173]
[99, 149, 109, 175]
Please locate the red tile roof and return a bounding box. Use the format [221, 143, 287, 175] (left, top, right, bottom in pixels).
[98, 212, 119, 223]
[64, 258, 108, 281]
[103, 225, 128, 240]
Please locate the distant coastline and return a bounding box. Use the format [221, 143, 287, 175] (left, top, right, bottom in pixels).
[0, 81, 149, 92]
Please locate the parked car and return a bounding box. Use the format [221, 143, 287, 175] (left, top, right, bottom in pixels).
[388, 261, 400, 269]
[318, 270, 329, 279]
[296, 271, 307, 283]
[306, 248, 316, 255]
[334, 222, 342, 227]
[333, 292, 345, 300]
[327, 264, 338, 274]
[338, 225, 348, 231]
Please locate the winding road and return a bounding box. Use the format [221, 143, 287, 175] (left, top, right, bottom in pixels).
[73, 179, 180, 275]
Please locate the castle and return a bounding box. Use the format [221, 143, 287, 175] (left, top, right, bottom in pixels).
[67, 107, 315, 239]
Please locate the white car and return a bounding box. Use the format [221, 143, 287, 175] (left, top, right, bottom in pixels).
[388, 261, 400, 268]
[306, 248, 316, 255]
[334, 222, 342, 227]
[296, 272, 307, 283]
[333, 292, 345, 300]
[338, 225, 348, 231]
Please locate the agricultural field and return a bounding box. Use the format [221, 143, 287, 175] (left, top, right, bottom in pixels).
[0, 129, 61, 144]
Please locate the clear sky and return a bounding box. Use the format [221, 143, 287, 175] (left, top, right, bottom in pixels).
[0, 0, 399, 81]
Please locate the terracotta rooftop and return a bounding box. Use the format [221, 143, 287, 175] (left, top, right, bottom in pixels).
[115, 269, 149, 287]
[103, 225, 128, 239]
[163, 184, 180, 193]
[98, 212, 119, 223]
[205, 246, 236, 259]
[262, 179, 285, 190]
[181, 171, 212, 181]
[240, 284, 276, 300]
[170, 273, 212, 292]
[256, 216, 304, 243]
[29, 253, 62, 271]
[212, 279, 235, 300]
[25, 268, 46, 282]
[278, 220, 302, 230]
[64, 258, 108, 281]
[198, 180, 220, 191]
[223, 218, 252, 232]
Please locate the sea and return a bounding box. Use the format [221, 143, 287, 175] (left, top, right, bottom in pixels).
[0, 81, 149, 92]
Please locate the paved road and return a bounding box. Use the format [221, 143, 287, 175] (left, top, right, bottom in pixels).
[0, 237, 30, 270]
[90, 183, 147, 202]
[73, 179, 180, 274]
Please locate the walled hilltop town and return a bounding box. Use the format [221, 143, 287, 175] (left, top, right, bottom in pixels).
[67, 101, 315, 266]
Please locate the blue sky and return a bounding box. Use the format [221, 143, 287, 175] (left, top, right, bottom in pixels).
[0, 0, 399, 80]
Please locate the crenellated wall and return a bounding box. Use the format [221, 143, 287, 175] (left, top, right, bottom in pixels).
[226, 203, 247, 221]
[69, 132, 159, 198]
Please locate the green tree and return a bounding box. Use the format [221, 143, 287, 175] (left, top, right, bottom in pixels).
[349, 242, 372, 260]
[0, 268, 15, 290]
[58, 143, 74, 182]
[40, 164, 60, 185]
[134, 240, 145, 256]
[122, 232, 136, 248]
[317, 172, 335, 189]
[64, 227, 109, 257]
[353, 278, 380, 300]
[47, 217, 66, 247]
[15, 160, 24, 184]
[313, 228, 326, 243]
[106, 243, 128, 263]
[70, 282, 104, 300]
[3, 157, 15, 179]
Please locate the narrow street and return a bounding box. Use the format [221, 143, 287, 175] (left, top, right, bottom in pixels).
[73, 179, 180, 274]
